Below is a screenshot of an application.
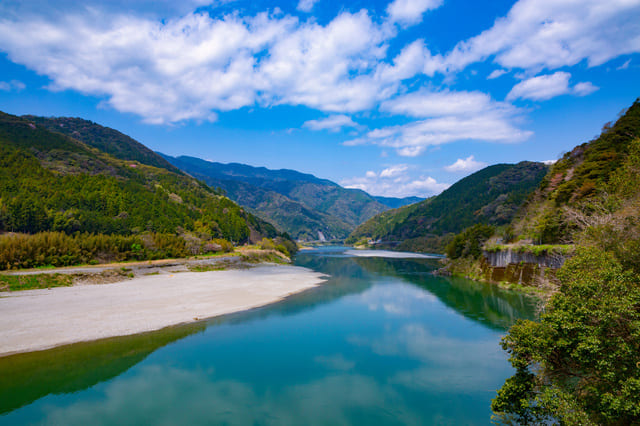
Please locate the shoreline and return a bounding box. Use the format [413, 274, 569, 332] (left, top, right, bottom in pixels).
[0, 264, 327, 357]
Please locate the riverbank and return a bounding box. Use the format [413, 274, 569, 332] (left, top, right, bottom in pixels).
[0, 260, 326, 357]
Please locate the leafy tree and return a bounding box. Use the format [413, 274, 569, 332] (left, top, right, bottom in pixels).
[445, 224, 494, 260]
[492, 247, 640, 425]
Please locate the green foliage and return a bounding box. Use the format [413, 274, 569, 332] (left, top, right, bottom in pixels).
[25, 116, 181, 173]
[0, 112, 289, 253]
[445, 224, 494, 260]
[515, 99, 640, 244]
[348, 162, 547, 252]
[0, 273, 74, 291]
[257, 237, 298, 258]
[493, 247, 640, 424]
[164, 154, 390, 241]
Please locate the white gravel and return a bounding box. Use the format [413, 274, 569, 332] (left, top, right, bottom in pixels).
[0, 265, 326, 357]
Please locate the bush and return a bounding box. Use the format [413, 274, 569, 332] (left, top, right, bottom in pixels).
[492, 247, 640, 424]
[445, 224, 494, 260]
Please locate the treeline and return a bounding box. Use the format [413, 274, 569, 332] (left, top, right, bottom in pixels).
[0, 232, 238, 270]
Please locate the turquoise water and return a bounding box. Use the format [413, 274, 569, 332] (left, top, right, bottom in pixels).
[0, 246, 537, 425]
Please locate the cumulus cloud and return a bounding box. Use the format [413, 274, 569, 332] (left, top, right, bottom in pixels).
[507, 71, 598, 101]
[507, 71, 571, 101]
[296, 0, 319, 13]
[349, 89, 532, 156]
[341, 165, 449, 197]
[445, 0, 640, 73]
[387, 0, 444, 26]
[0, 9, 403, 124]
[0, 79, 25, 92]
[303, 115, 359, 132]
[444, 155, 487, 173]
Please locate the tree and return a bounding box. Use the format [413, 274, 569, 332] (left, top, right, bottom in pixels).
[492, 247, 640, 425]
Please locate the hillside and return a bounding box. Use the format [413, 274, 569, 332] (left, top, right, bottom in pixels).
[0, 111, 285, 267]
[163, 155, 397, 240]
[25, 116, 180, 173]
[347, 161, 548, 252]
[488, 99, 640, 425]
[511, 98, 640, 245]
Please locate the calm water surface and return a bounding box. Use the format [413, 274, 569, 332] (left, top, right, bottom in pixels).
[0, 246, 538, 425]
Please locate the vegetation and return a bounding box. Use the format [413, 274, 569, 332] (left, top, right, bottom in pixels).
[25, 116, 181, 173]
[484, 243, 575, 256]
[347, 161, 547, 252]
[492, 99, 640, 424]
[0, 273, 74, 291]
[445, 224, 494, 260]
[163, 154, 397, 241]
[513, 99, 640, 244]
[492, 247, 640, 425]
[0, 111, 293, 269]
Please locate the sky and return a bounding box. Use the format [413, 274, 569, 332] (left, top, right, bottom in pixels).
[0, 0, 639, 198]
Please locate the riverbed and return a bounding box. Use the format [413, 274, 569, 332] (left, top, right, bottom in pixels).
[0, 246, 538, 424]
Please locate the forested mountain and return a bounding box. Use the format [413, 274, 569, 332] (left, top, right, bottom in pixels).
[0, 111, 283, 263]
[25, 116, 180, 173]
[163, 154, 401, 240]
[510, 98, 640, 245]
[489, 99, 640, 425]
[347, 161, 548, 252]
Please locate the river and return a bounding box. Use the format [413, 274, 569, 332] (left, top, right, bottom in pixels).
[0, 246, 538, 425]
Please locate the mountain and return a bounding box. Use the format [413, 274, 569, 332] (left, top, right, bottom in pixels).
[510, 98, 640, 246]
[162, 154, 398, 241]
[0, 111, 282, 248]
[347, 161, 549, 253]
[24, 116, 181, 173]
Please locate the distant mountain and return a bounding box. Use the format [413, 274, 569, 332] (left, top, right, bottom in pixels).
[0, 111, 280, 244]
[162, 155, 402, 241]
[347, 161, 549, 253]
[373, 196, 424, 209]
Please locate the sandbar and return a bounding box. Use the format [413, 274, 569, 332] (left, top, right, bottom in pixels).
[0, 265, 326, 357]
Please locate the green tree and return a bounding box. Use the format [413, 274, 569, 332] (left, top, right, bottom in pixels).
[492, 247, 640, 425]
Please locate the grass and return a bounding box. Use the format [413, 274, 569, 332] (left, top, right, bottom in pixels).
[240, 251, 289, 265]
[188, 264, 230, 272]
[0, 274, 74, 292]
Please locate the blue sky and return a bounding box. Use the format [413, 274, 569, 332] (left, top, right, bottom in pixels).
[0, 0, 639, 198]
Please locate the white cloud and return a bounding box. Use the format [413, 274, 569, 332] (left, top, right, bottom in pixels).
[487, 69, 507, 79]
[387, 0, 444, 26]
[542, 159, 557, 165]
[0, 9, 404, 124]
[381, 88, 511, 118]
[445, 0, 640, 73]
[297, 0, 319, 13]
[617, 59, 631, 70]
[379, 164, 409, 178]
[506, 71, 598, 101]
[0, 79, 25, 91]
[350, 89, 532, 156]
[572, 81, 599, 96]
[444, 155, 487, 173]
[506, 71, 571, 101]
[303, 115, 358, 132]
[341, 164, 449, 197]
